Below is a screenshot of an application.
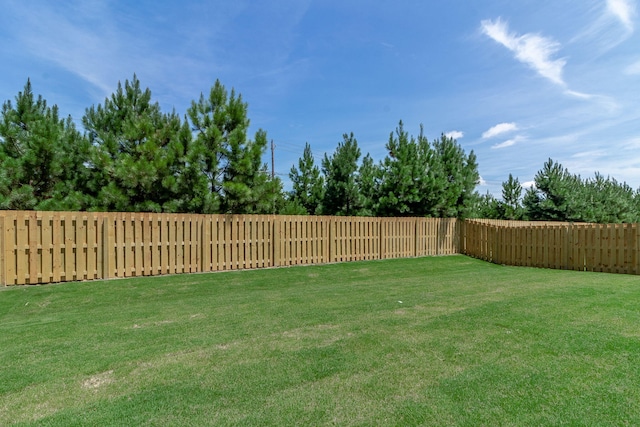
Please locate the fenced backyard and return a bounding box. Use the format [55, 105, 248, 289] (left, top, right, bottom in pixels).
[0, 212, 458, 285]
[4, 217, 640, 424]
[3, 256, 640, 425]
[3, 212, 640, 286]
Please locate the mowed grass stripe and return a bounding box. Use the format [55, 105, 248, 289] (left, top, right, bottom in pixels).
[1, 255, 640, 426]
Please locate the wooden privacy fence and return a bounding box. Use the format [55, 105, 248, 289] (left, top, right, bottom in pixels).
[462, 219, 640, 275]
[0, 211, 459, 286]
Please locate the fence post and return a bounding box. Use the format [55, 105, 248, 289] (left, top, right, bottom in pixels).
[273, 216, 280, 267]
[379, 218, 386, 259]
[491, 225, 497, 263]
[635, 223, 640, 275]
[0, 215, 4, 286]
[564, 224, 570, 270]
[329, 217, 336, 262]
[102, 215, 113, 279]
[460, 219, 466, 255]
[414, 217, 418, 258]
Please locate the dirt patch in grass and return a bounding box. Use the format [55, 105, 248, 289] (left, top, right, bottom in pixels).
[81, 370, 114, 390]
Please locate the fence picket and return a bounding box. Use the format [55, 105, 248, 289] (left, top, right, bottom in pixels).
[7, 212, 640, 287]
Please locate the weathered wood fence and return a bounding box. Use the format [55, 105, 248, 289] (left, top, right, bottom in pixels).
[462, 219, 640, 275]
[0, 211, 459, 285]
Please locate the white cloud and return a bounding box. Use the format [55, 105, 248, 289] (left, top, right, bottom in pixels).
[491, 135, 526, 149]
[621, 137, 640, 149]
[571, 0, 636, 51]
[491, 139, 517, 149]
[624, 59, 640, 75]
[521, 181, 536, 189]
[481, 18, 566, 86]
[572, 149, 607, 159]
[445, 130, 464, 139]
[564, 90, 594, 100]
[607, 0, 636, 31]
[482, 122, 518, 139]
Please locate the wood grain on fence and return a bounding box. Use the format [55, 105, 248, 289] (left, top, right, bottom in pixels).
[0, 212, 459, 285]
[463, 219, 640, 275]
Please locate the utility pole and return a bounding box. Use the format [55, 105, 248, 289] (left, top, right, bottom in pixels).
[271, 139, 275, 179]
[270, 139, 277, 214]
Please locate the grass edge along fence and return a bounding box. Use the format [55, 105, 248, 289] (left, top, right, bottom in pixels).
[462, 219, 640, 275]
[0, 211, 459, 286]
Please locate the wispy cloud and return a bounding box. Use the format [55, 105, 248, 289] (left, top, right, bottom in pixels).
[491, 138, 520, 149]
[445, 130, 464, 139]
[481, 18, 566, 86]
[624, 59, 640, 74]
[622, 137, 640, 149]
[572, 149, 608, 159]
[1, 0, 313, 114]
[572, 0, 636, 50]
[564, 90, 594, 100]
[607, 0, 636, 32]
[1, 1, 205, 101]
[482, 122, 518, 139]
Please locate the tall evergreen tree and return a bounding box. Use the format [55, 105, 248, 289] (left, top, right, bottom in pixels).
[0, 80, 91, 210]
[187, 80, 281, 214]
[523, 159, 583, 221]
[289, 142, 324, 214]
[581, 173, 637, 223]
[321, 132, 363, 216]
[377, 122, 443, 216]
[432, 133, 479, 218]
[83, 75, 186, 212]
[471, 191, 502, 219]
[169, 118, 213, 213]
[357, 153, 380, 216]
[500, 173, 523, 220]
[375, 122, 479, 218]
[520, 159, 640, 223]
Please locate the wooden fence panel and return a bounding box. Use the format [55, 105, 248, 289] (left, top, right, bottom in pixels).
[462, 219, 640, 276]
[4, 212, 16, 285]
[40, 213, 53, 283]
[276, 216, 313, 266]
[331, 217, 380, 262]
[19, 211, 640, 286]
[381, 218, 416, 259]
[430, 218, 458, 256]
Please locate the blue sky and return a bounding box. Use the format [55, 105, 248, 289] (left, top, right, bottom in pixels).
[1, 0, 639, 196]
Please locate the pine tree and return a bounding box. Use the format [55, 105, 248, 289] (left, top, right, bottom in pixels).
[0, 80, 91, 210]
[376, 123, 479, 218]
[521, 159, 640, 223]
[357, 153, 380, 216]
[377, 121, 439, 216]
[289, 142, 324, 214]
[321, 132, 363, 216]
[524, 159, 582, 221]
[471, 191, 501, 219]
[432, 133, 479, 218]
[83, 75, 185, 212]
[187, 81, 281, 214]
[500, 173, 523, 220]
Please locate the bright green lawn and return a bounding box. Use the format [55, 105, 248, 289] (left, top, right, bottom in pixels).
[2, 255, 640, 426]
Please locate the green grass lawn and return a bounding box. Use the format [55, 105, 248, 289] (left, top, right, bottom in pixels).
[2, 255, 640, 426]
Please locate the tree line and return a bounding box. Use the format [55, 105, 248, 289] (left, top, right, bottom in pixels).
[286, 122, 480, 217]
[0, 76, 280, 213]
[477, 159, 640, 223]
[2, 76, 637, 222]
[0, 76, 480, 218]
